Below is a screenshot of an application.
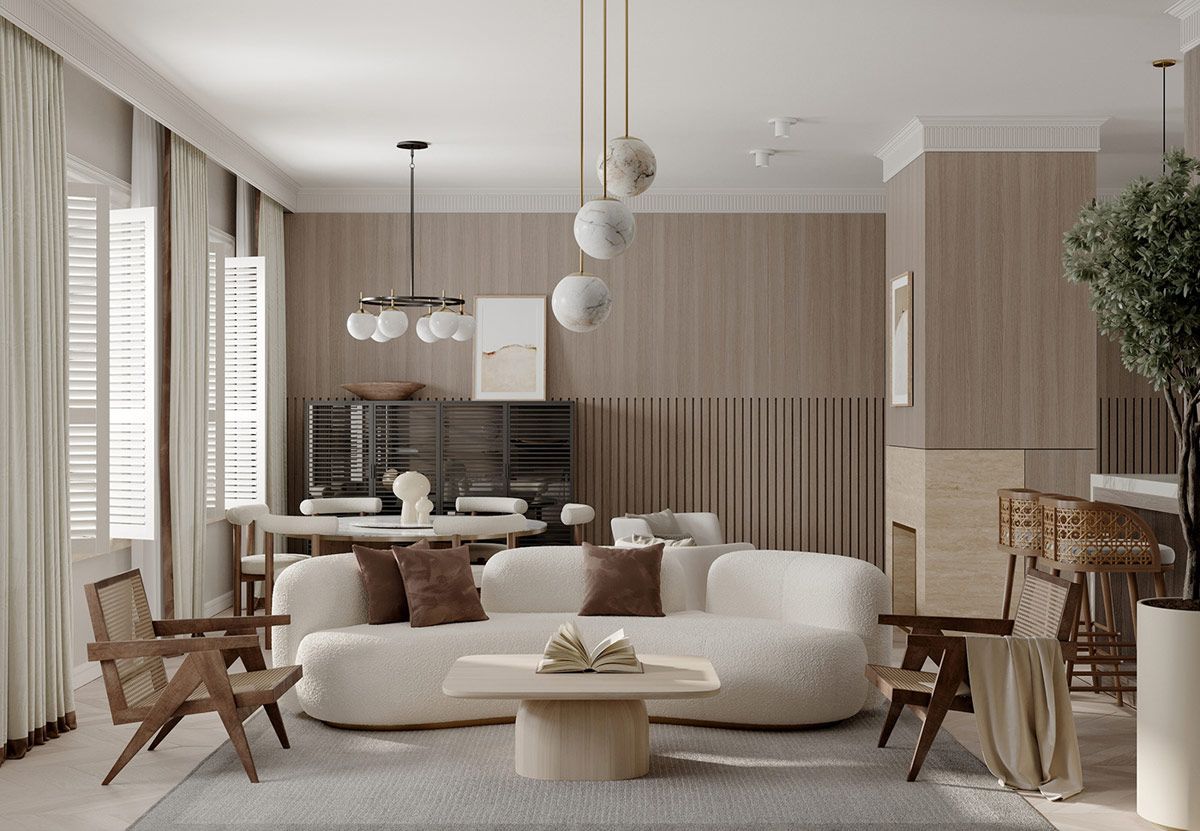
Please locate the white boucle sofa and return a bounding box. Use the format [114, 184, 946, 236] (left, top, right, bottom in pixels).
[272, 547, 889, 729]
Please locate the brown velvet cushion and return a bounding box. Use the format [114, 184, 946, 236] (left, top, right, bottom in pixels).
[578, 541, 666, 617]
[392, 544, 489, 628]
[353, 540, 429, 625]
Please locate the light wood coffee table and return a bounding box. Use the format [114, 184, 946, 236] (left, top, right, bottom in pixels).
[442, 654, 720, 781]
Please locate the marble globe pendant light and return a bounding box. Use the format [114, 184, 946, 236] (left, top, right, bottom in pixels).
[573, 0, 635, 261]
[596, 0, 656, 198]
[555, 0, 613, 333]
[346, 142, 469, 342]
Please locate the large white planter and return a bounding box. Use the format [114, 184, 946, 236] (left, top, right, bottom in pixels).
[1138, 598, 1200, 830]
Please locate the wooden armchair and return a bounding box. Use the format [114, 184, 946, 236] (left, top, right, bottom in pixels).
[865, 568, 1082, 781]
[84, 569, 303, 784]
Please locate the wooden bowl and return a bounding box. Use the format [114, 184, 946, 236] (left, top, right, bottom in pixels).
[341, 382, 425, 401]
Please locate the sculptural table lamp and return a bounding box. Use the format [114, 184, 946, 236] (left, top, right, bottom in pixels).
[392, 471, 432, 527]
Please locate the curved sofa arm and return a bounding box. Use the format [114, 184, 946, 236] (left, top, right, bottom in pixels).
[706, 550, 891, 665]
[271, 552, 367, 668]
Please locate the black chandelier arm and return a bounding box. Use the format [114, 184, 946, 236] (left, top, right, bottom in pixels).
[360, 294, 466, 310]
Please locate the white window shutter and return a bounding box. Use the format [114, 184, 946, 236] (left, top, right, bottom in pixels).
[223, 256, 267, 507]
[67, 183, 110, 556]
[206, 239, 230, 517]
[109, 206, 157, 540]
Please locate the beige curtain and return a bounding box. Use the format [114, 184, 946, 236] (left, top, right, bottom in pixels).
[0, 18, 76, 764]
[166, 132, 209, 617]
[258, 195, 287, 513]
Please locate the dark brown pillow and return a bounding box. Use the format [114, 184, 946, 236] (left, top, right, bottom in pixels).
[392, 544, 488, 628]
[579, 541, 665, 617]
[353, 540, 429, 625]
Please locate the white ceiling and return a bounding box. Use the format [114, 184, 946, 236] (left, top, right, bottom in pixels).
[65, 0, 1184, 193]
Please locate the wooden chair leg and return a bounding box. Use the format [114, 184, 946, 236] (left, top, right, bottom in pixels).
[907, 644, 966, 782]
[103, 655, 204, 785]
[147, 716, 184, 751]
[245, 580, 254, 618]
[232, 527, 243, 617]
[264, 534, 275, 650]
[1153, 570, 1168, 599]
[1099, 573, 1121, 707]
[1000, 553, 1017, 619]
[878, 700, 904, 748]
[1125, 572, 1140, 639]
[195, 651, 259, 783]
[263, 703, 290, 749]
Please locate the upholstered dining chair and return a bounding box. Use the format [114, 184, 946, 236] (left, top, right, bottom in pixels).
[256, 513, 339, 648]
[226, 504, 322, 623]
[299, 496, 382, 516]
[865, 568, 1082, 781]
[560, 503, 596, 544]
[453, 496, 529, 562]
[85, 569, 302, 784]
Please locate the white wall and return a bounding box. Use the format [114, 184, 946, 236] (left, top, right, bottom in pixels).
[63, 63, 132, 182]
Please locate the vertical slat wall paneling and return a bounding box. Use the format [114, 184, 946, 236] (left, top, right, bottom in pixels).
[1097, 397, 1177, 474]
[509, 403, 574, 545]
[569, 396, 884, 566]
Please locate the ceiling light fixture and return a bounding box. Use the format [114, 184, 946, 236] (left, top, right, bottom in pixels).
[752, 148, 776, 168]
[598, 0, 656, 197]
[768, 116, 799, 138]
[553, 0, 614, 333]
[345, 141, 473, 343]
[1153, 58, 1177, 175]
[574, 0, 636, 260]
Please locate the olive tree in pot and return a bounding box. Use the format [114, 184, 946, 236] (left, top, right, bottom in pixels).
[1063, 148, 1200, 830]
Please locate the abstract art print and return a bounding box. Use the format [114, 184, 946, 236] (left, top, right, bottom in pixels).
[889, 272, 913, 407]
[473, 296, 547, 400]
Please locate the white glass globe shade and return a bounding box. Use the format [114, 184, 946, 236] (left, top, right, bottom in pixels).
[377, 308, 409, 338]
[552, 272, 612, 333]
[452, 314, 476, 341]
[370, 326, 392, 343]
[415, 316, 439, 343]
[597, 136, 656, 198]
[574, 197, 635, 260]
[346, 311, 377, 340]
[430, 309, 460, 339]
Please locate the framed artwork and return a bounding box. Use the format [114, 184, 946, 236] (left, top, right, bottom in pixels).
[472, 295, 547, 401]
[889, 272, 914, 408]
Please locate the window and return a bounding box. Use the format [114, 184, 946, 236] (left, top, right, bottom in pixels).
[204, 240, 266, 515]
[66, 181, 156, 557]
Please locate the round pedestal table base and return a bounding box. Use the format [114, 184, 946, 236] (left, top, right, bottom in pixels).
[514, 698, 649, 781]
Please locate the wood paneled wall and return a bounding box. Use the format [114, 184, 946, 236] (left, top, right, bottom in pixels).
[284, 212, 887, 562]
[1098, 397, 1177, 475]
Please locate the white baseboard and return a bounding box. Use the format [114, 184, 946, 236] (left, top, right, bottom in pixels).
[203, 590, 234, 617]
[73, 660, 101, 690]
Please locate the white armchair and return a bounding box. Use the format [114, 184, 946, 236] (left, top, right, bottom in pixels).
[611, 511, 725, 545]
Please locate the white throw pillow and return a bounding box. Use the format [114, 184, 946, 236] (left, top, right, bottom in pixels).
[614, 534, 695, 548]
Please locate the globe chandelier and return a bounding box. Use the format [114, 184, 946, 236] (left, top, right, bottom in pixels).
[345, 141, 474, 343]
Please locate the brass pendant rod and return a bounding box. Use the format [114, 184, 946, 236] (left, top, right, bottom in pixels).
[624, 0, 629, 137]
[602, 0, 608, 199]
[578, 0, 585, 273]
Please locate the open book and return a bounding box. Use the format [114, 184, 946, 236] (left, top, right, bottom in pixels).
[536, 621, 643, 674]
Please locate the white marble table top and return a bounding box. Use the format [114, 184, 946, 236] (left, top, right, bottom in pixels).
[1090, 473, 1179, 515]
[327, 515, 548, 542]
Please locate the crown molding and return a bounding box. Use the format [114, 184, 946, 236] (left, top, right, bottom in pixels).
[875, 117, 1108, 182]
[1168, 0, 1200, 52]
[0, 0, 300, 209]
[294, 188, 885, 214]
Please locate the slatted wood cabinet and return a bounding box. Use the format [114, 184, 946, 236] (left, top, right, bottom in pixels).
[305, 400, 574, 543]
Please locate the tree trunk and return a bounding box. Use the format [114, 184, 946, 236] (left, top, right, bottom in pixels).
[1169, 389, 1200, 601]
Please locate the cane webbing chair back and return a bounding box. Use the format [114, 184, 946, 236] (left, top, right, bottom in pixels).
[85, 571, 168, 711]
[997, 488, 1044, 550]
[1010, 568, 1081, 642]
[1041, 496, 1165, 571]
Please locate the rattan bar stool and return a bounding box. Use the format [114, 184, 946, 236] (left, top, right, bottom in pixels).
[997, 488, 1050, 618]
[1040, 496, 1174, 704]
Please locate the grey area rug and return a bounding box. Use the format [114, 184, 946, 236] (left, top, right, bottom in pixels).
[130, 702, 1052, 830]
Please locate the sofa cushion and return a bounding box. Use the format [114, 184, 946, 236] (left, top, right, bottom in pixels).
[394, 544, 488, 628]
[481, 546, 687, 614]
[294, 611, 869, 728]
[353, 540, 429, 625]
[624, 509, 687, 539]
[579, 542, 666, 617]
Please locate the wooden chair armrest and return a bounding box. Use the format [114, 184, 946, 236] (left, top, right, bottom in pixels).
[153, 615, 290, 636]
[87, 634, 260, 661]
[879, 614, 1014, 636]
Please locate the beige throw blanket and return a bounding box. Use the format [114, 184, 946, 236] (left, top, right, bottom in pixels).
[964, 636, 1083, 801]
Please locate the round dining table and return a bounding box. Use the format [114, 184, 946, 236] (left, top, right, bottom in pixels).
[317, 514, 548, 552]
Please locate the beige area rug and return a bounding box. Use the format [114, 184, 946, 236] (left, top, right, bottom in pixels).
[130, 701, 1052, 830]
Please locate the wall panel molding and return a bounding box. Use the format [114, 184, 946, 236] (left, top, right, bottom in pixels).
[294, 188, 885, 214]
[1098, 397, 1177, 475]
